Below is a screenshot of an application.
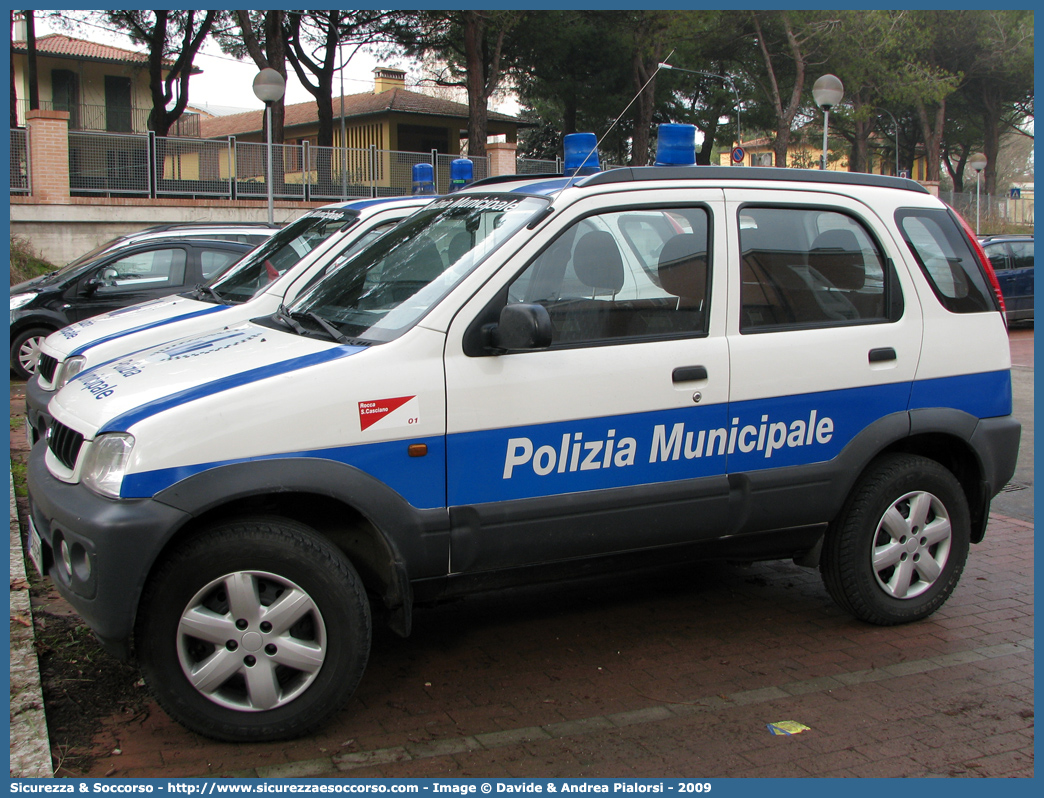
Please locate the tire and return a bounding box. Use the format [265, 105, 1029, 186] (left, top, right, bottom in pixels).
[135, 517, 372, 741]
[10, 326, 51, 380]
[821, 454, 970, 625]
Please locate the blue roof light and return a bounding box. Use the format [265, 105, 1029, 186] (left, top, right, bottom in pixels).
[412, 163, 435, 195]
[564, 132, 600, 176]
[655, 124, 697, 166]
[448, 158, 474, 192]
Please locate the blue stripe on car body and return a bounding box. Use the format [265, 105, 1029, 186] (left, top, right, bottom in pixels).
[116, 371, 1011, 509]
[69, 305, 231, 356]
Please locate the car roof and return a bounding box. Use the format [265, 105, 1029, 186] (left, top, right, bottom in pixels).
[466, 166, 930, 196]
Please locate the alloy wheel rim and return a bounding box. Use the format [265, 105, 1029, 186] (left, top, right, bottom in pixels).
[871, 490, 952, 599]
[176, 570, 327, 712]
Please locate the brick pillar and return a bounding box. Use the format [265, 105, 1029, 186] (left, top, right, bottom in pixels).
[26, 109, 70, 202]
[486, 140, 517, 177]
[919, 180, 940, 197]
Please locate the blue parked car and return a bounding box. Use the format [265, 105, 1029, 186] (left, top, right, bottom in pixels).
[980, 234, 1033, 325]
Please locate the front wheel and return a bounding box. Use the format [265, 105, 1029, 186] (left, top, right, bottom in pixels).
[821, 454, 970, 625]
[135, 517, 371, 741]
[11, 326, 51, 380]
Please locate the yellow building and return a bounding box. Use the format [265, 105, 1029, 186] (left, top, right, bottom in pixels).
[10, 22, 198, 136]
[718, 133, 930, 181]
[201, 68, 522, 156]
[198, 68, 525, 193]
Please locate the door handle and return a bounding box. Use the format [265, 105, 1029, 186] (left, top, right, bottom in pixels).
[868, 347, 896, 363]
[673, 366, 708, 383]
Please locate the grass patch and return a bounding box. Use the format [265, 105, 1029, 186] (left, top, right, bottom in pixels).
[11, 459, 28, 497]
[11, 236, 55, 285]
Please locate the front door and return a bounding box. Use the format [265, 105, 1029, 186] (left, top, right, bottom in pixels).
[444, 190, 731, 573]
[71, 246, 191, 321]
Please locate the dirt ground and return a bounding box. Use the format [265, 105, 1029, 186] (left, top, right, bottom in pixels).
[11, 382, 151, 775]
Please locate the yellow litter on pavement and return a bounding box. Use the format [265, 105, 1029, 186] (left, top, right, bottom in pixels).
[768, 720, 811, 736]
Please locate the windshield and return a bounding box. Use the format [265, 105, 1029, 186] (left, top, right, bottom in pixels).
[286, 194, 548, 343]
[53, 236, 130, 277]
[204, 208, 359, 304]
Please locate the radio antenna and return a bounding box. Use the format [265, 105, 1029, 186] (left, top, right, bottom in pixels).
[553, 48, 676, 200]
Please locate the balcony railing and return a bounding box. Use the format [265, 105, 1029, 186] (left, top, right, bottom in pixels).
[15, 99, 199, 137]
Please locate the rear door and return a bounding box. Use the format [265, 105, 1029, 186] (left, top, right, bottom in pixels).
[724, 189, 923, 532]
[443, 189, 731, 573]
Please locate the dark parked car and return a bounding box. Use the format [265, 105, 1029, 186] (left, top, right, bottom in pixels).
[10, 236, 260, 379]
[980, 234, 1033, 325]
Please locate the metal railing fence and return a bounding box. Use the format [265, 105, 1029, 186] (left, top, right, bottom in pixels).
[10, 128, 29, 194]
[516, 157, 560, 175]
[940, 191, 1034, 231]
[22, 128, 504, 200]
[68, 130, 150, 195]
[155, 136, 232, 197]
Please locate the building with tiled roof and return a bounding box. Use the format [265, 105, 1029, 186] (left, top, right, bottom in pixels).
[202, 68, 524, 157]
[11, 19, 198, 135]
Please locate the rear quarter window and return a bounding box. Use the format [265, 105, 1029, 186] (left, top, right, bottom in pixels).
[895, 208, 995, 313]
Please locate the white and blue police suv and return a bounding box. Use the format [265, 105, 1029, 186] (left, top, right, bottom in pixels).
[27, 133, 1020, 742]
[25, 196, 435, 445]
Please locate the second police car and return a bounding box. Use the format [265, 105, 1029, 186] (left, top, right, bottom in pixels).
[27, 127, 1020, 742]
[25, 195, 435, 444]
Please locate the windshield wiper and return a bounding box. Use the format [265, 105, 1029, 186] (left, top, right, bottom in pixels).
[303, 311, 353, 345]
[194, 284, 232, 305]
[276, 303, 308, 335]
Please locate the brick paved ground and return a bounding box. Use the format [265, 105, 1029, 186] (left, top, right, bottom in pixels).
[74, 513, 1032, 779]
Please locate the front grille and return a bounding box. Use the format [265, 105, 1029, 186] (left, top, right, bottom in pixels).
[48, 421, 84, 470]
[37, 353, 58, 383]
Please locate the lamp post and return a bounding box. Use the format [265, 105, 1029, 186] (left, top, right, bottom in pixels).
[969, 152, 987, 235]
[812, 74, 843, 170]
[252, 68, 286, 225]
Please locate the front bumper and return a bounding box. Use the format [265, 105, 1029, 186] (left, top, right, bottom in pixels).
[26, 441, 191, 656]
[25, 374, 54, 445]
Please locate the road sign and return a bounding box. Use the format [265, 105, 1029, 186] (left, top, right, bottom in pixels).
[898, 169, 910, 179]
[731, 147, 745, 164]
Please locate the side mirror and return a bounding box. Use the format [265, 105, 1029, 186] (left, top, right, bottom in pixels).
[487, 303, 552, 353]
[87, 267, 119, 293]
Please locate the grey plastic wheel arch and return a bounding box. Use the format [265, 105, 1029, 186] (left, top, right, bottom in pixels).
[154, 457, 447, 635]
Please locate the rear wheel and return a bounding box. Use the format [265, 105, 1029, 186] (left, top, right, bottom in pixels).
[135, 517, 371, 741]
[821, 454, 970, 625]
[11, 326, 51, 380]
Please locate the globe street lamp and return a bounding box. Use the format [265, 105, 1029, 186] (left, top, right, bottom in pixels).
[252, 68, 286, 224]
[812, 74, 844, 171]
[969, 152, 987, 235]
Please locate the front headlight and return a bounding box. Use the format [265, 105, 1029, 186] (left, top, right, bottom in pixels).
[81, 433, 135, 499]
[10, 292, 37, 311]
[55, 356, 87, 389]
